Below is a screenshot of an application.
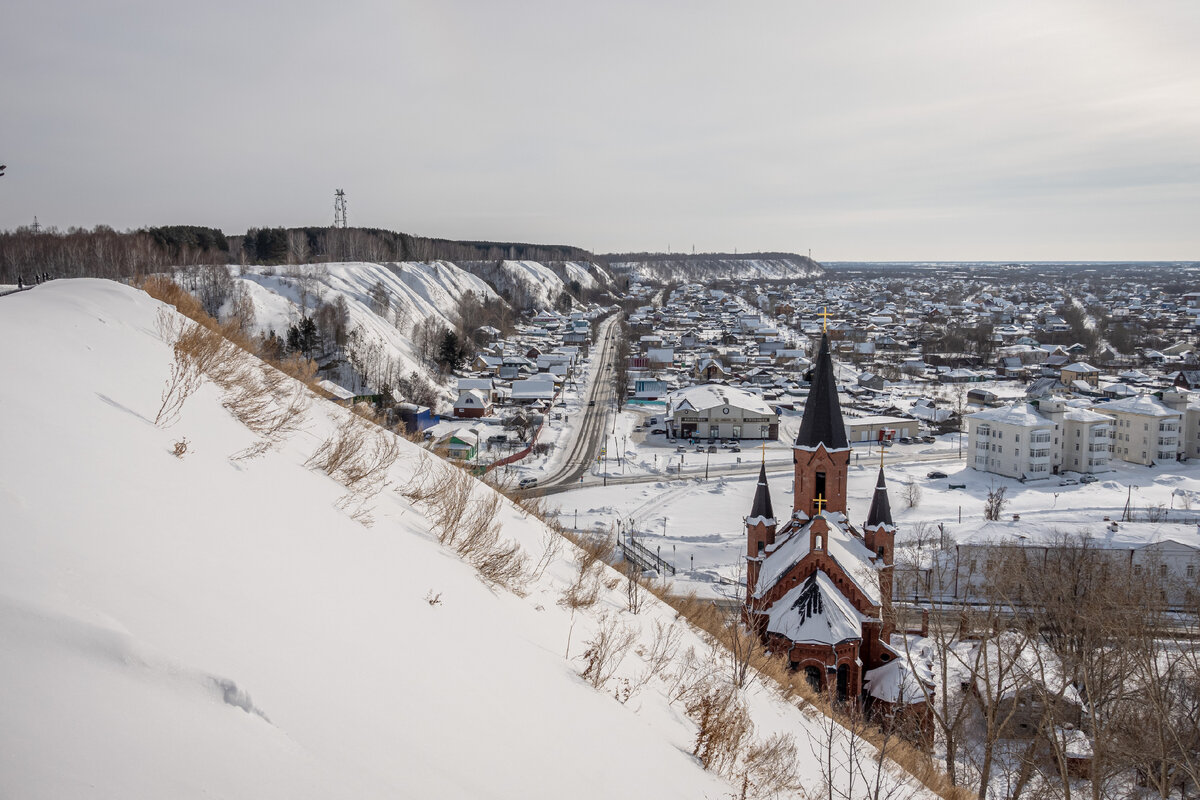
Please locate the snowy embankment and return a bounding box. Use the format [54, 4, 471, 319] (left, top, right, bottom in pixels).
[0, 280, 933, 800]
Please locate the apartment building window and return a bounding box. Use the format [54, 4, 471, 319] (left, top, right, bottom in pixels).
[1188, 565, 1196, 578]
[1160, 564, 1168, 577]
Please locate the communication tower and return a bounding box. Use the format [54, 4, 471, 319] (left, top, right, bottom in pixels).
[333, 190, 348, 228]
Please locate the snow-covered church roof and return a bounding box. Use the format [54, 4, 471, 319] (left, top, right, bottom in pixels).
[753, 512, 883, 607]
[764, 571, 866, 646]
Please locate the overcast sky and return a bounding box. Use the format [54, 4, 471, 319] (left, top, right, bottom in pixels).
[2, 1, 1198, 260]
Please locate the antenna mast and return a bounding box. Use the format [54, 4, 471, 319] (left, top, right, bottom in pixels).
[333, 189, 348, 228]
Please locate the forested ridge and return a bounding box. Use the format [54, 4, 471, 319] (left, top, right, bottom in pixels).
[0, 223, 596, 282]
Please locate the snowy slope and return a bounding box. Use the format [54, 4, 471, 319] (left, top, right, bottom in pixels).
[612, 257, 824, 283]
[458, 260, 570, 309]
[0, 280, 931, 800]
[229, 261, 498, 397]
[555, 260, 612, 292]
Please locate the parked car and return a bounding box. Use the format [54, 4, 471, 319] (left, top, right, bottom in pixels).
[1080, 474, 1098, 483]
[588, 400, 595, 407]
[707, 445, 717, 453]
[1058, 478, 1079, 486]
[899, 437, 913, 445]
[675, 446, 687, 453]
[730, 445, 741, 453]
[921, 435, 936, 443]
[518, 477, 539, 489]
[650, 428, 665, 435]
[927, 470, 948, 479]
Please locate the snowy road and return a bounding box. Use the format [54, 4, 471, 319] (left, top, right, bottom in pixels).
[540, 444, 965, 496]
[533, 313, 621, 490]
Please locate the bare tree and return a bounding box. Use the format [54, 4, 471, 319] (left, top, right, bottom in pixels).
[902, 480, 922, 510]
[983, 485, 1008, 521]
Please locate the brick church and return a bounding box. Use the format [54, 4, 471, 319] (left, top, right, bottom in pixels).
[743, 333, 901, 703]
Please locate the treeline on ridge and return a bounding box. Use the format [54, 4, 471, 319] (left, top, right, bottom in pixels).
[0, 223, 597, 283]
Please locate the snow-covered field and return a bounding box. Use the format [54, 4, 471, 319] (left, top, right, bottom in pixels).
[0, 280, 932, 799]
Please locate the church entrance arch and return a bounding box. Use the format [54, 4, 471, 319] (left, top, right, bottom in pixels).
[805, 666, 822, 692]
[836, 664, 849, 703]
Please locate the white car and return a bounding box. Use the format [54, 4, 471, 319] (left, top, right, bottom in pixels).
[518, 477, 539, 489]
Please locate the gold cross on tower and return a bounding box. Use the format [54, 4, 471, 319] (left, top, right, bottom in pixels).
[813, 493, 827, 514]
[818, 306, 833, 333]
[761, 440, 767, 465]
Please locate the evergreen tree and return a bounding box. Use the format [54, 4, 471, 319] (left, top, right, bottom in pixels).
[437, 329, 466, 371]
[286, 316, 320, 357]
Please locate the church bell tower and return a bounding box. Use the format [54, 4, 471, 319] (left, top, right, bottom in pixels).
[793, 333, 851, 519]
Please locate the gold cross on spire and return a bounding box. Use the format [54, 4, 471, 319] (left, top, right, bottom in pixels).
[880, 448, 886, 470]
[813, 494, 827, 514]
[761, 440, 767, 465]
[818, 306, 833, 333]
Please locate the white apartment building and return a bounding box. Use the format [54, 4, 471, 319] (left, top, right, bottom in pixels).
[1093, 394, 1181, 466]
[1037, 398, 1112, 474]
[1160, 390, 1200, 461]
[967, 403, 1058, 480]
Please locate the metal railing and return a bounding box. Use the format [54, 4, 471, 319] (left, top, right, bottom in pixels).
[619, 535, 676, 576]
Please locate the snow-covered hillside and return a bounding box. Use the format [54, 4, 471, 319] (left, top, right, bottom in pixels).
[456, 260, 611, 309]
[611, 256, 824, 283]
[0, 280, 931, 800]
[226, 260, 497, 398]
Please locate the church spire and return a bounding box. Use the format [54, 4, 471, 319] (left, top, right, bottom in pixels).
[749, 461, 775, 523]
[865, 467, 894, 529]
[795, 333, 849, 451]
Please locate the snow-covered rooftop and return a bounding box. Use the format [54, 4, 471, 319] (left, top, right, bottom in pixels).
[763, 571, 867, 646]
[666, 383, 775, 416]
[968, 402, 1052, 427]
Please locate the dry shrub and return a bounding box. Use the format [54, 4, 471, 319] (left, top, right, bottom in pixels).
[172, 438, 189, 458]
[142, 275, 206, 321]
[531, 523, 564, 581]
[559, 531, 616, 610]
[738, 733, 805, 800]
[307, 418, 369, 478]
[632, 618, 684, 694]
[154, 356, 203, 426]
[400, 460, 531, 594]
[578, 614, 638, 689]
[686, 677, 754, 775]
[423, 465, 474, 541]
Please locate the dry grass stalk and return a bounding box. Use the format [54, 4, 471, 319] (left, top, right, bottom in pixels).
[400, 460, 531, 594]
[686, 677, 754, 775]
[559, 531, 616, 610]
[578, 614, 639, 689]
